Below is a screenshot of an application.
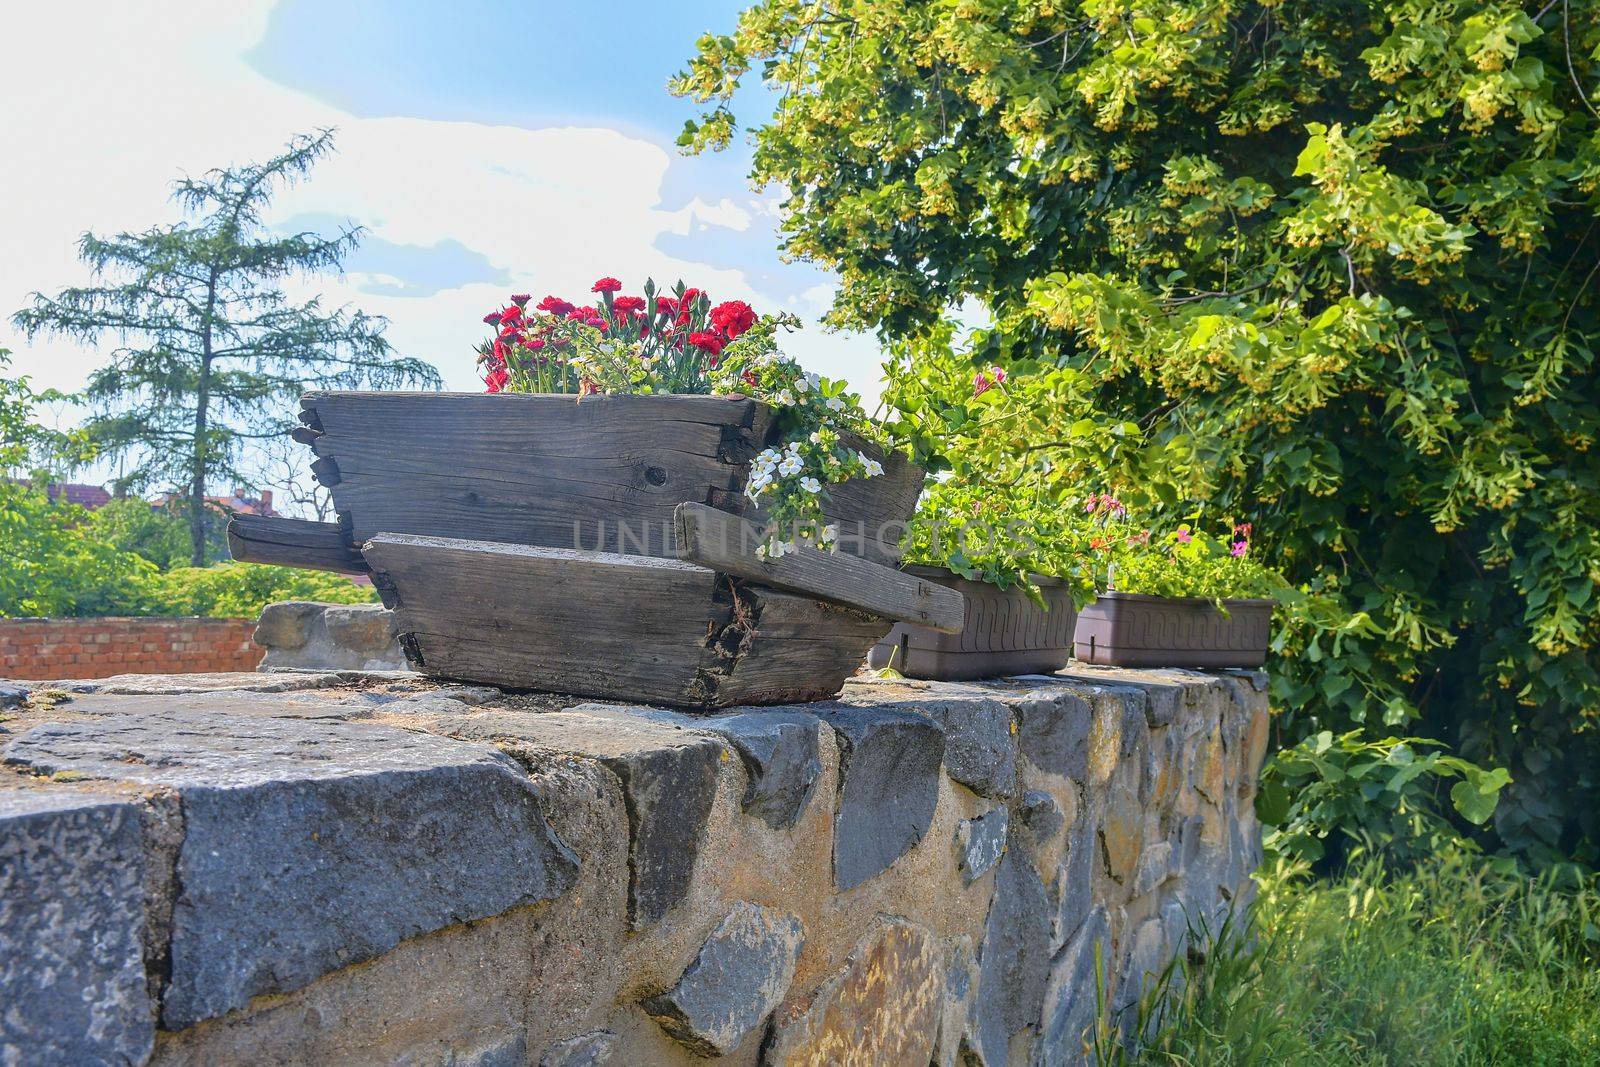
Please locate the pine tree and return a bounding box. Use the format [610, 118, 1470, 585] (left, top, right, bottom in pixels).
[13, 129, 440, 564]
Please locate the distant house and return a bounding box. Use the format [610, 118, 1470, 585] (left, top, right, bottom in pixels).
[44, 482, 112, 510]
[155, 488, 280, 519]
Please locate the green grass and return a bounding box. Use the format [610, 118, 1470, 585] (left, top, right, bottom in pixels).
[1113, 851, 1600, 1066]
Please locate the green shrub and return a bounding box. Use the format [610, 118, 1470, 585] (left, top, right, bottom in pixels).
[676, 0, 1600, 865]
[132, 563, 375, 619]
[1112, 852, 1600, 1065]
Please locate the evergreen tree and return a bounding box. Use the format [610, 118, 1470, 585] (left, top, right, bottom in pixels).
[13, 129, 440, 564]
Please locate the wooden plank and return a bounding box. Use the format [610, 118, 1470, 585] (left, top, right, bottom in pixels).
[361, 533, 883, 707]
[226, 514, 368, 574]
[674, 503, 965, 632]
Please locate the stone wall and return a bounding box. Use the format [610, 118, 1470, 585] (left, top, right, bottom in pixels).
[0, 617, 261, 680]
[253, 601, 406, 671]
[0, 664, 1269, 1066]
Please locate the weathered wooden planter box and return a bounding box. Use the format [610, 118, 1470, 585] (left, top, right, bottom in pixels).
[865, 566, 1077, 681]
[232, 392, 961, 708]
[296, 391, 921, 564]
[1073, 591, 1274, 668]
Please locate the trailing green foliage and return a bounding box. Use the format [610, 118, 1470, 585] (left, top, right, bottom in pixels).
[1108, 853, 1600, 1065]
[1256, 731, 1512, 867]
[676, 0, 1600, 864]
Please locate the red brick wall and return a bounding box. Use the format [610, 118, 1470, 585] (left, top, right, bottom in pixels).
[0, 617, 263, 680]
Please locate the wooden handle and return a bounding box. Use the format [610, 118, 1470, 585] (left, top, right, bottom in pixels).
[227, 514, 369, 575]
[673, 502, 965, 632]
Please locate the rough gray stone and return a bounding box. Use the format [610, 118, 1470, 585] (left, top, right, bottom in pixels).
[0, 790, 153, 1067]
[598, 738, 720, 928]
[449, 1033, 528, 1067]
[258, 602, 406, 672]
[814, 705, 946, 891]
[642, 901, 804, 1056]
[540, 1030, 617, 1067]
[1015, 690, 1092, 781]
[935, 937, 979, 1067]
[696, 710, 823, 829]
[4, 712, 578, 1028]
[438, 706, 722, 929]
[1133, 841, 1176, 898]
[957, 807, 1009, 885]
[0, 680, 27, 709]
[36, 670, 384, 696]
[1019, 790, 1065, 843]
[885, 696, 1017, 799]
[1037, 907, 1111, 1067]
[1055, 806, 1096, 948]
[970, 847, 1052, 1065]
[252, 599, 322, 649]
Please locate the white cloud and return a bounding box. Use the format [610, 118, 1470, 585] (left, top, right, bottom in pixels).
[0, 0, 887, 413]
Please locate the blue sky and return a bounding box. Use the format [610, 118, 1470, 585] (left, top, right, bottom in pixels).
[1, 1, 881, 412]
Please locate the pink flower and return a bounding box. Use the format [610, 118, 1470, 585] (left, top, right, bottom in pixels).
[510, 293, 531, 306]
[536, 295, 574, 316]
[481, 312, 501, 326]
[1231, 541, 1249, 557]
[592, 277, 622, 293]
[1175, 529, 1192, 544]
[585, 316, 606, 329]
[527, 338, 546, 350]
[992, 366, 1007, 384]
[973, 372, 993, 397]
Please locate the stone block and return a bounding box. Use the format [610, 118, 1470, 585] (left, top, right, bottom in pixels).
[434, 707, 722, 929]
[1019, 789, 1065, 844]
[252, 600, 322, 650]
[1014, 690, 1091, 782]
[641, 901, 804, 1056]
[956, 807, 1009, 885]
[695, 710, 824, 829]
[0, 790, 153, 1067]
[0, 680, 27, 708]
[4, 712, 578, 1028]
[872, 696, 1016, 799]
[814, 706, 945, 891]
[968, 848, 1052, 1065]
[1037, 907, 1110, 1067]
[767, 919, 942, 1066]
[540, 1030, 617, 1067]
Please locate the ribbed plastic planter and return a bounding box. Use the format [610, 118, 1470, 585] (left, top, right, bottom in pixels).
[1073, 591, 1274, 668]
[865, 566, 1077, 681]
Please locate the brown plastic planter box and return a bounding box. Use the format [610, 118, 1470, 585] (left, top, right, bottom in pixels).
[1073, 592, 1274, 668]
[865, 566, 1077, 681]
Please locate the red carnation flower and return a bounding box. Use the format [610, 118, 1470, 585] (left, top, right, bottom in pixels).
[591, 277, 622, 293]
[536, 295, 573, 316]
[710, 300, 756, 339]
[485, 366, 510, 393]
[500, 306, 523, 324]
[682, 287, 702, 304]
[510, 293, 531, 306]
[688, 331, 725, 355]
[656, 296, 678, 315]
[482, 312, 501, 326]
[613, 295, 646, 314]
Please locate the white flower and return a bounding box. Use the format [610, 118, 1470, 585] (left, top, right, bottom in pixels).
[821, 523, 838, 543]
[825, 396, 844, 412]
[863, 458, 884, 477]
[768, 540, 789, 558]
[800, 476, 822, 494]
[774, 389, 794, 407]
[756, 543, 769, 559]
[809, 431, 823, 444]
[793, 375, 810, 393]
[778, 454, 804, 477]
